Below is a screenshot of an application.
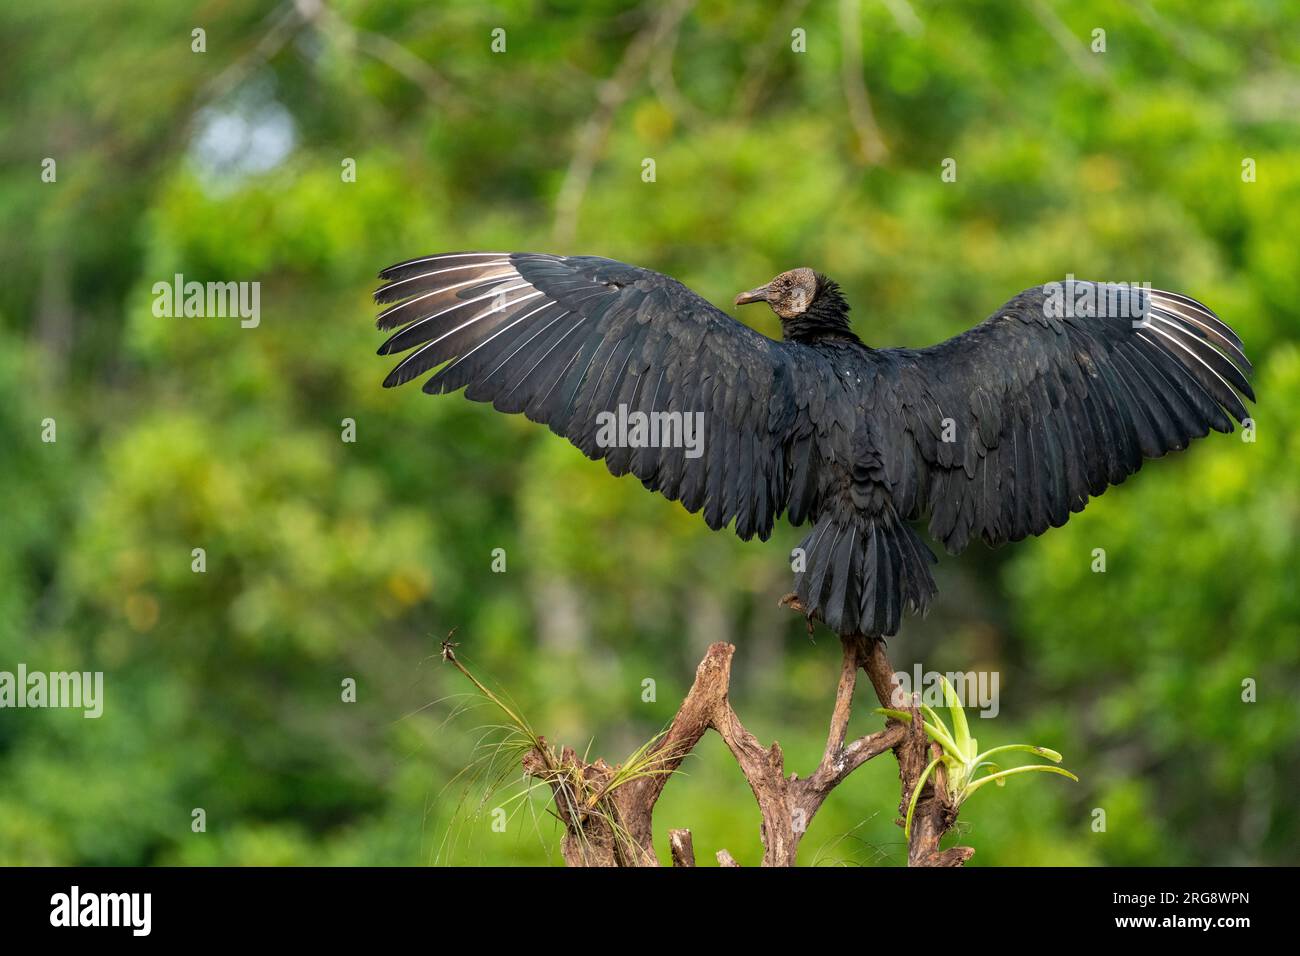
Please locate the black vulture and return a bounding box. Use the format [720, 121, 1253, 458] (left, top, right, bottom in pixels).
[374, 253, 1254, 637]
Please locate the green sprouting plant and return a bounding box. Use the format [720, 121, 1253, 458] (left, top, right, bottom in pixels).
[438, 633, 679, 864]
[876, 676, 1078, 840]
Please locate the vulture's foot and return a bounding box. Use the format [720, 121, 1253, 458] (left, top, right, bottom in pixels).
[778, 592, 817, 641]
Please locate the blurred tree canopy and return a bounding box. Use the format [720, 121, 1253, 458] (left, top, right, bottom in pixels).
[0, 0, 1296, 865]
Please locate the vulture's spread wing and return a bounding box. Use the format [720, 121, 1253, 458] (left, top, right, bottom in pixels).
[874, 283, 1254, 554]
[375, 252, 808, 540]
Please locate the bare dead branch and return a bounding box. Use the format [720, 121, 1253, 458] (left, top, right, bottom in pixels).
[199, 1, 304, 107]
[776, 595, 973, 866]
[1024, 0, 1107, 82]
[669, 828, 696, 866]
[444, 602, 968, 865]
[735, 0, 813, 116]
[650, 18, 704, 125]
[880, 0, 924, 37]
[303, 0, 454, 106]
[552, 0, 696, 246]
[839, 0, 889, 164]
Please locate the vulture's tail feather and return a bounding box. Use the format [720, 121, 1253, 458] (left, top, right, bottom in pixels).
[793, 509, 937, 637]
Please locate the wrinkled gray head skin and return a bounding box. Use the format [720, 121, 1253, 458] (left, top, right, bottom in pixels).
[734, 267, 819, 319]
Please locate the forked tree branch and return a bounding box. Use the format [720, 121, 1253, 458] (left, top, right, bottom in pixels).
[446, 602, 973, 866]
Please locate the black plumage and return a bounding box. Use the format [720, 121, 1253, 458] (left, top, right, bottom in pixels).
[374, 252, 1255, 637]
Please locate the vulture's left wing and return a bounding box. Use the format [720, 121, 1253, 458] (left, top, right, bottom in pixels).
[375, 252, 812, 540]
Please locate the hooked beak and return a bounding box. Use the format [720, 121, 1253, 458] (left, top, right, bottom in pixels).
[734, 284, 770, 306]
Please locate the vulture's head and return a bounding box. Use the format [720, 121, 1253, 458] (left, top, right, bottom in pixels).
[734, 268, 854, 341]
[734, 267, 819, 318]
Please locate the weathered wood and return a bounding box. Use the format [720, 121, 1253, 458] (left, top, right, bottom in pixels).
[668, 829, 695, 867]
[483, 615, 971, 866]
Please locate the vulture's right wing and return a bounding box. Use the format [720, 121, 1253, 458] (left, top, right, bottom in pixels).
[872, 283, 1255, 555]
[375, 252, 820, 541]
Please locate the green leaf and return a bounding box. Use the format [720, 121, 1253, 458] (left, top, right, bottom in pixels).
[904, 755, 944, 842]
[873, 706, 960, 756]
[941, 676, 973, 759]
[965, 764, 1079, 796]
[972, 744, 1064, 766]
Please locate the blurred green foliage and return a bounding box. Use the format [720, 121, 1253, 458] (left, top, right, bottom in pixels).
[1, 0, 1296, 866]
